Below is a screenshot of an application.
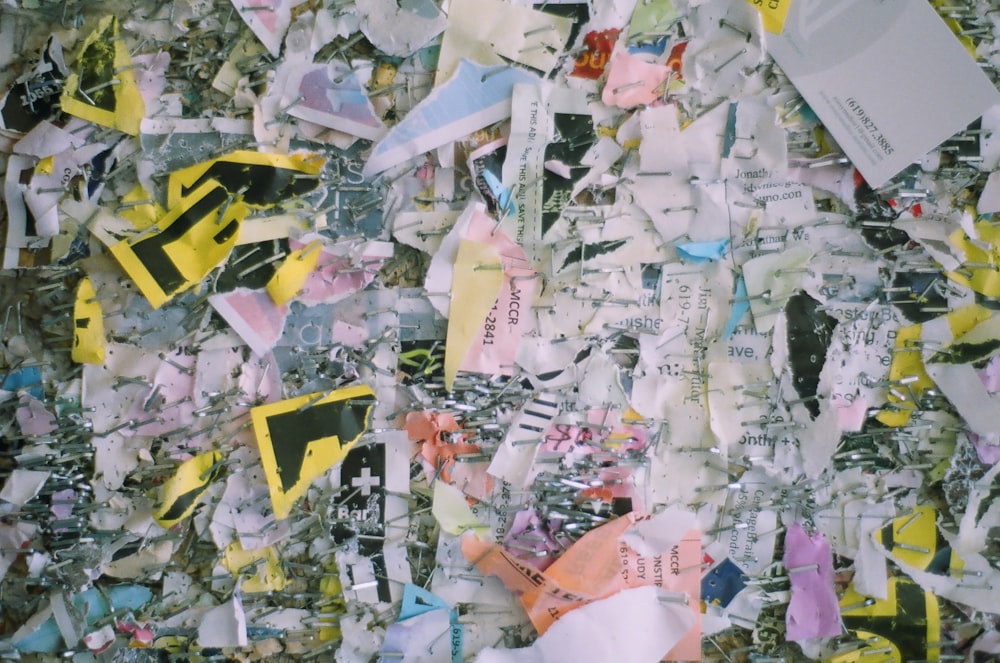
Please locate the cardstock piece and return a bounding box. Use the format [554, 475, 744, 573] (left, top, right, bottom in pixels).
[399, 583, 450, 621]
[463, 512, 702, 658]
[250, 385, 375, 519]
[602, 49, 672, 109]
[356, 0, 448, 57]
[281, 61, 387, 141]
[783, 523, 841, 641]
[0, 469, 50, 507]
[197, 596, 248, 648]
[473, 586, 694, 663]
[232, 0, 303, 57]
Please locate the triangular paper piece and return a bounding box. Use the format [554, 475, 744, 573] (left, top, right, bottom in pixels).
[399, 584, 450, 621]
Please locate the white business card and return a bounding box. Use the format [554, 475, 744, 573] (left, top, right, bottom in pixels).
[765, 0, 1000, 187]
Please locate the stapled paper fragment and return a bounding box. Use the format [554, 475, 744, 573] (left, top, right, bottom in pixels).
[59, 17, 145, 135]
[250, 385, 375, 519]
[364, 60, 538, 176]
[474, 586, 695, 663]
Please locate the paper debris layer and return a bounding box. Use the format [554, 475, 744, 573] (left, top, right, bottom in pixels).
[4, 0, 1000, 661]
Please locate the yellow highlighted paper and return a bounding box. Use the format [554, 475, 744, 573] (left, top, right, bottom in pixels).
[36, 156, 54, 176]
[118, 185, 165, 231]
[948, 219, 1000, 297]
[445, 239, 503, 391]
[152, 451, 221, 529]
[165, 150, 324, 210]
[110, 181, 247, 309]
[59, 17, 145, 135]
[432, 481, 489, 536]
[72, 277, 105, 365]
[266, 241, 322, 305]
[746, 0, 791, 34]
[878, 305, 991, 427]
[838, 578, 940, 663]
[875, 506, 964, 576]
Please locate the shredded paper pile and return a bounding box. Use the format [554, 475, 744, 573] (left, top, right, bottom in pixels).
[4, 0, 1000, 661]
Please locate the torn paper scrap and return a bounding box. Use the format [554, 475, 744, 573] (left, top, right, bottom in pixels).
[364, 59, 538, 176]
[473, 586, 695, 663]
[437, 0, 574, 81]
[783, 523, 841, 641]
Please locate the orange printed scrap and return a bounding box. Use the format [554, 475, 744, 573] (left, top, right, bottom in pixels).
[463, 512, 702, 660]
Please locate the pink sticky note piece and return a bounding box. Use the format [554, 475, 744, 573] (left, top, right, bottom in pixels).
[832, 393, 867, 433]
[602, 50, 671, 109]
[784, 523, 841, 641]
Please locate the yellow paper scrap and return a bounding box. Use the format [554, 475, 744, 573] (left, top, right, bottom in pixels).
[250, 385, 375, 520]
[152, 451, 222, 528]
[746, 0, 791, 34]
[318, 561, 345, 642]
[838, 578, 940, 663]
[444, 239, 504, 391]
[165, 150, 324, 210]
[266, 241, 322, 305]
[432, 480, 489, 536]
[874, 506, 964, 575]
[222, 543, 287, 593]
[877, 305, 991, 427]
[947, 219, 1000, 297]
[71, 277, 105, 365]
[110, 181, 247, 309]
[36, 156, 54, 176]
[59, 16, 145, 135]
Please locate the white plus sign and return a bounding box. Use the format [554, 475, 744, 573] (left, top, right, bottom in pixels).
[351, 468, 381, 496]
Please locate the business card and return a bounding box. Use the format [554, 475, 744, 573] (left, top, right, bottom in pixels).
[764, 0, 999, 187]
